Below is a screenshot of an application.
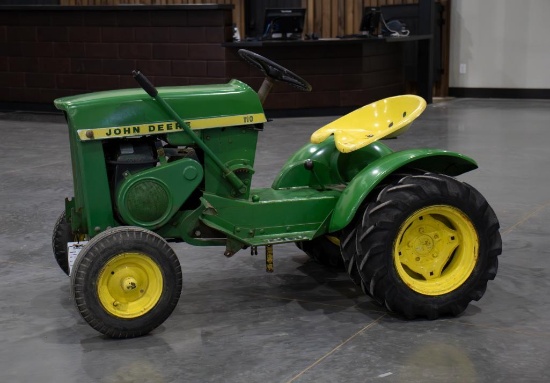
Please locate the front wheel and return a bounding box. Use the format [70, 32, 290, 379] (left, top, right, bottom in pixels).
[355, 173, 501, 319]
[70, 227, 182, 338]
[52, 211, 72, 275]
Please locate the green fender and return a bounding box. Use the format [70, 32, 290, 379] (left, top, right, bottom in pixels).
[272, 136, 395, 189]
[328, 149, 478, 232]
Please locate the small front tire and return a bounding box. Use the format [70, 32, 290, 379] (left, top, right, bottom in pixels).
[70, 227, 182, 338]
[52, 211, 72, 275]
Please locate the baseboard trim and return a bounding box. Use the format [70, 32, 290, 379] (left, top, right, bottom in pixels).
[449, 87, 550, 99]
[0, 102, 60, 113]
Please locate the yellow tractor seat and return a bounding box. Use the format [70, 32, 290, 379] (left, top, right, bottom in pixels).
[311, 95, 427, 153]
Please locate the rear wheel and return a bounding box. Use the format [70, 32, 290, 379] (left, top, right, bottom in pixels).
[355, 173, 501, 319]
[341, 170, 424, 288]
[71, 227, 182, 338]
[296, 235, 344, 269]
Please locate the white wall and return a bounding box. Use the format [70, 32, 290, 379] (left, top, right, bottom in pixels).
[449, 0, 550, 89]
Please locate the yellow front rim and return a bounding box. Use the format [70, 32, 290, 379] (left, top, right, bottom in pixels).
[394, 205, 478, 296]
[97, 252, 163, 319]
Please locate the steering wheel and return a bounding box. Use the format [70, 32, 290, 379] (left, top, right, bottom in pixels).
[238, 49, 312, 92]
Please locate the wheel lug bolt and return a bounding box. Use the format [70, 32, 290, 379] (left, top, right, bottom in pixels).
[415, 257, 420, 261]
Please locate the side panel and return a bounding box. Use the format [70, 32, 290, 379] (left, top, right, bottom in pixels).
[67, 126, 116, 236]
[328, 149, 478, 232]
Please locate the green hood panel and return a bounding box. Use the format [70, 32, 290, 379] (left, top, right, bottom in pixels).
[54, 79, 265, 131]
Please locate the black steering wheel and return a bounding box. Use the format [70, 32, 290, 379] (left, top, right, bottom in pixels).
[238, 49, 312, 92]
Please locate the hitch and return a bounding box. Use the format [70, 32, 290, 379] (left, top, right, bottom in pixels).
[265, 245, 274, 273]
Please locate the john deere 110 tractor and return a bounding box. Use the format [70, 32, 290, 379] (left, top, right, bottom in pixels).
[52, 50, 501, 338]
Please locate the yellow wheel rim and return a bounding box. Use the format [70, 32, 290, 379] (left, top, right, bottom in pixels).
[394, 205, 478, 296]
[97, 252, 163, 319]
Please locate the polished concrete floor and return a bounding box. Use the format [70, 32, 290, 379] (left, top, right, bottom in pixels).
[1, 98, 550, 382]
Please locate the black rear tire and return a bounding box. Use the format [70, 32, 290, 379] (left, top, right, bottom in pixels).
[71, 226, 182, 338]
[341, 169, 425, 289]
[340, 224, 363, 286]
[296, 236, 344, 269]
[52, 211, 71, 275]
[355, 173, 501, 319]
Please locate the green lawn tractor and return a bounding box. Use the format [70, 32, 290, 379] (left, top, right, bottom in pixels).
[53, 49, 502, 338]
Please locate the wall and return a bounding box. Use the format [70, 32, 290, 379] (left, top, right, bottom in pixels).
[449, 0, 550, 89]
[57, 0, 450, 96]
[0, 6, 233, 106]
[60, 1, 246, 40]
[0, 6, 406, 111]
[59, 0, 434, 39]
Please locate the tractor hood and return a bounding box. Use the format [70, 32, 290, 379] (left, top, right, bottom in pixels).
[54, 79, 266, 132]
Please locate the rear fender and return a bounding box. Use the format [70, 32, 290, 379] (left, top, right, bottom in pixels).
[328, 149, 478, 232]
[272, 136, 394, 189]
[272, 137, 341, 189]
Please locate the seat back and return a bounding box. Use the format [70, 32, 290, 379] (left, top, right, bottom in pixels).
[311, 95, 426, 153]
